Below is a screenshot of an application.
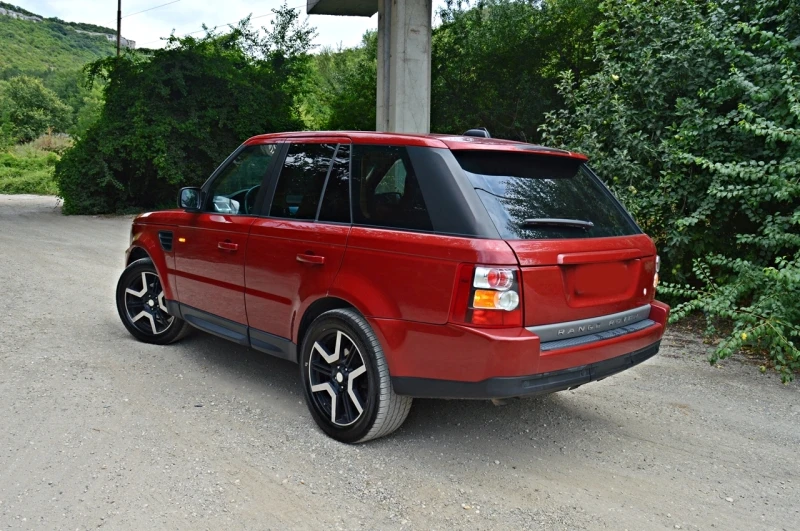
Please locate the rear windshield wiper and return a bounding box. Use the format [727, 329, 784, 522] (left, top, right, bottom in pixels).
[520, 218, 594, 230]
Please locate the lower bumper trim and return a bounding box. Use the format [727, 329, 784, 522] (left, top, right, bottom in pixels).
[391, 341, 661, 399]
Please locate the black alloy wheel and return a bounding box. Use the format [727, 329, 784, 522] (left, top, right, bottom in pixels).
[300, 308, 412, 443]
[116, 258, 189, 345]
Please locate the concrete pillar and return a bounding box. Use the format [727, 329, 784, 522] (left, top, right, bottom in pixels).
[376, 0, 432, 133]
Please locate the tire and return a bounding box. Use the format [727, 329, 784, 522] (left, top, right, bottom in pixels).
[115, 258, 190, 345]
[299, 308, 412, 443]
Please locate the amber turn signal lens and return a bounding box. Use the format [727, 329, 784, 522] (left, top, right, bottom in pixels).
[472, 289, 499, 309]
[472, 289, 520, 311]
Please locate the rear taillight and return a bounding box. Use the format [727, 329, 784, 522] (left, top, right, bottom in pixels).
[654, 254, 660, 289]
[450, 264, 523, 327]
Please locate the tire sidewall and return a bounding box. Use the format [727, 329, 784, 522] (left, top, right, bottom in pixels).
[299, 312, 381, 443]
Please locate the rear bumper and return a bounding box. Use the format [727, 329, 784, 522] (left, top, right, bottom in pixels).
[391, 340, 660, 399]
[368, 300, 669, 396]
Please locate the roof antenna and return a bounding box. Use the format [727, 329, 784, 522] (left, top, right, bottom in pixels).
[463, 127, 491, 138]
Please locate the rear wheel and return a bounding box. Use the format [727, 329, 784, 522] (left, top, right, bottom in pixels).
[299, 308, 412, 443]
[116, 258, 189, 344]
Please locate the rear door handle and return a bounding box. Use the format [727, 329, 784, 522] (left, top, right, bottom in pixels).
[218, 241, 238, 252]
[296, 253, 325, 265]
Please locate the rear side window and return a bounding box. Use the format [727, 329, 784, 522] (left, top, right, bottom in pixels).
[351, 145, 433, 232]
[454, 151, 640, 240]
[270, 143, 336, 220]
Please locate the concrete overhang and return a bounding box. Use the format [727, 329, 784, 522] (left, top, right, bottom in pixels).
[307, 0, 378, 17]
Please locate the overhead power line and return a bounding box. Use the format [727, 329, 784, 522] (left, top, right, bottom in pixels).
[123, 0, 181, 19]
[139, 1, 307, 47]
[105, 0, 181, 25]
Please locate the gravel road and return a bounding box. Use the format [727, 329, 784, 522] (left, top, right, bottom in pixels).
[1, 194, 798, 531]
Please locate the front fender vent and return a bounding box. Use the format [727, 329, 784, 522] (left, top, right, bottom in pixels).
[158, 231, 174, 252]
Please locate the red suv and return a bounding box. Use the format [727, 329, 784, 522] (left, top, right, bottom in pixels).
[116, 131, 669, 443]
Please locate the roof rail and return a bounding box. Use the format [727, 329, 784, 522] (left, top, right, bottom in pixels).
[463, 128, 491, 138]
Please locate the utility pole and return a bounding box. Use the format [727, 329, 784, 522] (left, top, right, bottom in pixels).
[116, 0, 122, 56]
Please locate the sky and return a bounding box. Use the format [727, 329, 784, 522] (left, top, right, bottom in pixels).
[15, 0, 449, 51]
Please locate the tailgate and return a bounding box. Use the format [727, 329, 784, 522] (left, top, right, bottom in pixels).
[507, 235, 658, 326]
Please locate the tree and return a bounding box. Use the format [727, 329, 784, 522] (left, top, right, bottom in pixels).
[56, 7, 316, 214]
[541, 0, 800, 380]
[1, 75, 72, 142]
[305, 31, 378, 131]
[432, 0, 600, 140]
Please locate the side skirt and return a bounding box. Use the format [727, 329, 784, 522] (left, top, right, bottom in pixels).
[166, 300, 297, 363]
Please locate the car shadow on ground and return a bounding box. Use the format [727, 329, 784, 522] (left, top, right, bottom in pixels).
[168, 328, 626, 452]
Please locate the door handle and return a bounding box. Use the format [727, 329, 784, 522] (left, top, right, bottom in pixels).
[218, 241, 238, 252]
[296, 253, 325, 265]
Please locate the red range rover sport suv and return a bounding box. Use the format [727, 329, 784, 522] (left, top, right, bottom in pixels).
[116, 131, 669, 443]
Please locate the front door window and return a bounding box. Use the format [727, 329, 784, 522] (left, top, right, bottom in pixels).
[206, 144, 278, 215]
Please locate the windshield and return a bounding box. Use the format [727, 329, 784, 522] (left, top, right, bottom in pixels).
[455, 151, 640, 240]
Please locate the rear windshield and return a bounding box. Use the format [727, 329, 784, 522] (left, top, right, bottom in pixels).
[454, 151, 640, 240]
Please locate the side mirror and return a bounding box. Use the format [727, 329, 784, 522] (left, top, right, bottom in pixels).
[178, 187, 203, 212]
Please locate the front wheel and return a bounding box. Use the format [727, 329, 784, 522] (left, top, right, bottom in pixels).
[116, 258, 189, 345]
[299, 308, 412, 443]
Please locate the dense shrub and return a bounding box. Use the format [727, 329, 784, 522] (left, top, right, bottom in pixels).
[55, 8, 314, 214]
[541, 0, 800, 380]
[305, 31, 377, 131]
[0, 142, 59, 195]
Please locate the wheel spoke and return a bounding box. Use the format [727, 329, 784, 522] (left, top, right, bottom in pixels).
[344, 347, 358, 369]
[313, 340, 339, 364]
[310, 359, 330, 375]
[341, 387, 357, 423]
[125, 275, 147, 298]
[158, 291, 168, 313]
[347, 365, 367, 415]
[130, 310, 158, 334]
[310, 382, 338, 424]
[127, 299, 146, 310]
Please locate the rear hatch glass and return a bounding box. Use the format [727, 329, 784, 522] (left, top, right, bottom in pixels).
[455, 150, 655, 327]
[454, 151, 640, 240]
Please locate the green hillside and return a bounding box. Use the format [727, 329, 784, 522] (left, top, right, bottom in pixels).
[0, 3, 116, 82]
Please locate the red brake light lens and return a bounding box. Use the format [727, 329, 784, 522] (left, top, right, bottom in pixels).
[474, 267, 514, 290]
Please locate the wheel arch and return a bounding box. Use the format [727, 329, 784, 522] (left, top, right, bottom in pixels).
[296, 296, 358, 348]
[125, 232, 177, 301]
[126, 245, 151, 265]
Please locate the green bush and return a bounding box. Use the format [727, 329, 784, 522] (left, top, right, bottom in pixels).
[305, 31, 377, 131]
[541, 0, 800, 380]
[56, 7, 315, 214]
[0, 143, 59, 195]
[662, 256, 800, 382]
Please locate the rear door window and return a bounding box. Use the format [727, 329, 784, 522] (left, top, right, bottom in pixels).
[351, 145, 432, 231]
[454, 151, 640, 239]
[269, 143, 337, 220]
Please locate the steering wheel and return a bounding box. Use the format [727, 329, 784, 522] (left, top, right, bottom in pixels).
[243, 185, 260, 215]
